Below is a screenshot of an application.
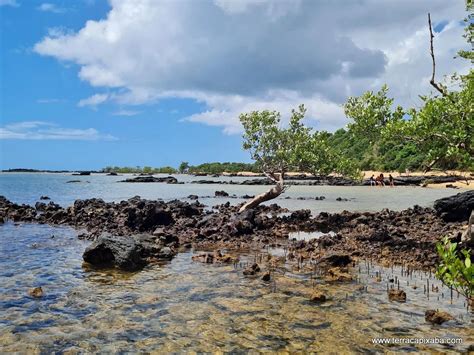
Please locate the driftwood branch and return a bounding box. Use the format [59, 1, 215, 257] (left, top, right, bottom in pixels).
[239, 172, 285, 212]
[428, 13, 455, 103]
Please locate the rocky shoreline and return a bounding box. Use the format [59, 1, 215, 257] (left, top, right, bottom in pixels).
[0, 191, 472, 272]
[118, 174, 468, 187]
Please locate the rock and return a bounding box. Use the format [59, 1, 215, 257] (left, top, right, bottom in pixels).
[326, 267, 352, 282]
[192, 250, 238, 264]
[192, 252, 215, 264]
[388, 288, 406, 302]
[261, 272, 271, 281]
[107, 172, 118, 176]
[425, 309, 454, 324]
[120, 176, 178, 184]
[187, 194, 199, 200]
[39, 196, 50, 200]
[318, 253, 352, 267]
[83, 234, 175, 271]
[310, 291, 327, 303]
[434, 190, 474, 222]
[152, 227, 165, 236]
[28, 287, 43, 298]
[243, 263, 261, 275]
[215, 190, 229, 197]
[72, 171, 91, 176]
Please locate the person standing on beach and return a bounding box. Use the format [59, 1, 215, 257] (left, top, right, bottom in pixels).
[389, 174, 395, 187]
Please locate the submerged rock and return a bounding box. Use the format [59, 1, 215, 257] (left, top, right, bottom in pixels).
[310, 290, 327, 303]
[243, 263, 261, 275]
[83, 234, 175, 271]
[434, 190, 474, 222]
[326, 267, 352, 282]
[28, 287, 43, 298]
[425, 309, 454, 325]
[192, 250, 238, 264]
[388, 288, 406, 302]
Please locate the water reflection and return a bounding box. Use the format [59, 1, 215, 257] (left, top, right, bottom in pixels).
[0, 223, 472, 353]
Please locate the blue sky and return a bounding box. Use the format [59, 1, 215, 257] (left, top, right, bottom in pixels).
[0, 0, 469, 170]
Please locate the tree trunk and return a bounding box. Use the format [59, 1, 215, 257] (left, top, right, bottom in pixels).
[239, 173, 284, 212]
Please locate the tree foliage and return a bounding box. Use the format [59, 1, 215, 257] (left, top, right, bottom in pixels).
[436, 237, 473, 302]
[343, 5, 473, 172]
[239, 105, 360, 179]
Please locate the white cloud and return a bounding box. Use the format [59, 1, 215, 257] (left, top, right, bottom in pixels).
[77, 93, 109, 108]
[0, 0, 19, 7]
[33, 0, 470, 133]
[112, 109, 141, 116]
[37, 3, 66, 13]
[0, 121, 117, 141]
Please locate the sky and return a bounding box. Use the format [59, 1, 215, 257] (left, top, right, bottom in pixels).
[0, 0, 470, 170]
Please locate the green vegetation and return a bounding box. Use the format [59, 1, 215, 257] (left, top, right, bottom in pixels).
[238, 105, 360, 211]
[101, 162, 258, 175]
[342, 7, 473, 172]
[102, 166, 177, 174]
[436, 237, 473, 303]
[187, 162, 259, 174]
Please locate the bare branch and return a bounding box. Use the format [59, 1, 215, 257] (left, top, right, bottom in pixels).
[428, 13, 455, 103]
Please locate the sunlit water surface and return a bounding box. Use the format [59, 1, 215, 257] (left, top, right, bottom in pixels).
[0, 174, 472, 352]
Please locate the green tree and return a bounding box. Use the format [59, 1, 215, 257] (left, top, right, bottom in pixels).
[383, 10, 474, 171]
[239, 105, 359, 211]
[179, 161, 189, 173]
[436, 237, 473, 305]
[344, 84, 404, 145]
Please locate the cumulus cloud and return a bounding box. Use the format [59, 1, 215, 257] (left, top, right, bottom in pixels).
[33, 0, 470, 133]
[0, 121, 117, 141]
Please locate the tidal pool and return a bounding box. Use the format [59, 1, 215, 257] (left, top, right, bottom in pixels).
[0, 222, 472, 353]
[288, 230, 336, 242]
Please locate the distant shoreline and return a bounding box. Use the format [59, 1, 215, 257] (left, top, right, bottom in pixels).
[1, 169, 472, 189]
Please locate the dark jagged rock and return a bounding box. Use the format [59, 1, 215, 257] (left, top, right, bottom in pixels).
[83, 234, 175, 271]
[243, 263, 261, 275]
[425, 309, 454, 324]
[0, 193, 467, 270]
[120, 176, 178, 184]
[318, 253, 352, 267]
[310, 291, 327, 303]
[388, 289, 406, 302]
[215, 190, 229, 197]
[28, 287, 44, 298]
[434, 191, 474, 222]
[39, 196, 50, 200]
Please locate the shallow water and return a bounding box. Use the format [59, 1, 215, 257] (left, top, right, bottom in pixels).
[0, 172, 467, 214]
[1, 174, 472, 352]
[0, 223, 472, 353]
[288, 230, 336, 241]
